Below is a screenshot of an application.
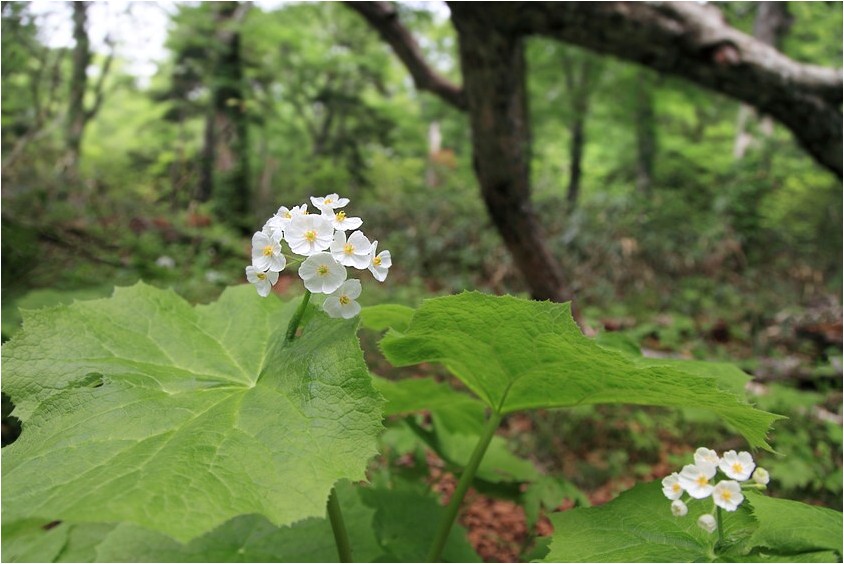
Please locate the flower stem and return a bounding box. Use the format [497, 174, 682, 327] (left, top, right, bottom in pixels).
[427, 410, 503, 563]
[285, 290, 312, 342]
[327, 486, 353, 562]
[716, 505, 724, 545]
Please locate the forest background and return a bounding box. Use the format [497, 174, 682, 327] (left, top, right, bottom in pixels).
[1, 2, 842, 561]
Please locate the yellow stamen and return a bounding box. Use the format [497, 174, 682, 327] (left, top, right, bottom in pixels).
[696, 476, 708, 487]
[335, 211, 346, 222]
[257, 272, 266, 280]
[262, 245, 274, 256]
[373, 256, 382, 266]
[344, 243, 354, 255]
[339, 295, 350, 305]
[305, 230, 317, 242]
[732, 463, 743, 474]
[721, 491, 732, 501]
[284, 212, 292, 218]
[316, 265, 329, 276]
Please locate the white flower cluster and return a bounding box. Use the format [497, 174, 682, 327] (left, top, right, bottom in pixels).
[245, 193, 391, 319]
[661, 447, 770, 534]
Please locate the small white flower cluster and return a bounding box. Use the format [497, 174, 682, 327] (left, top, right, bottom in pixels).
[662, 447, 770, 534]
[245, 193, 391, 319]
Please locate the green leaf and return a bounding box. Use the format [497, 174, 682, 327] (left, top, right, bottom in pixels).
[381, 292, 781, 450]
[360, 304, 415, 333]
[374, 376, 540, 484]
[360, 480, 481, 563]
[2, 283, 383, 542]
[541, 481, 753, 562]
[745, 490, 843, 559]
[1, 521, 70, 563]
[2, 482, 382, 563]
[522, 476, 590, 529]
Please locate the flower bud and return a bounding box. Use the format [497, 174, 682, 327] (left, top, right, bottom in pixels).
[697, 513, 717, 534]
[670, 499, 688, 517]
[752, 467, 770, 486]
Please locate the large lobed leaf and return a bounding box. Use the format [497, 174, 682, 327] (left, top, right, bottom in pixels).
[381, 292, 781, 450]
[1, 283, 383, 542]
[2, 480, 479, 563]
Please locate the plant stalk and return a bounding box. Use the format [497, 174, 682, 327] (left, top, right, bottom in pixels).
[327, 486, 353, 562]
[716, 505, 724, 545]
[427, 410, 503, 563]
[284, 290, 312, 342]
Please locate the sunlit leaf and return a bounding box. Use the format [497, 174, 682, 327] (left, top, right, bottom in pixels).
[2, 283, 383, 542]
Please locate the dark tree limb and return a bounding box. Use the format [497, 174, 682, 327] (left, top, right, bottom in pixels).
[84, 36, 116, 122]
[449, 5, 573, 304]
[344, 1, 467, 110]
[501, 1, 842, 177]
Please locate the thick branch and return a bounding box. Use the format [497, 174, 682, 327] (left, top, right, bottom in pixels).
[344, 1, 466, 110]
[499, 1, 842, 176]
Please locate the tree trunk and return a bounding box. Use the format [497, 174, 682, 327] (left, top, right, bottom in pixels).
[63, 1, 91, 184]
[566, 117, 584, 208]
[562, 54, 599, 209]
[734, 2, 793, 159]
[450, 5, 572, 303]
[206, 2, 250, 227]
[634, 70, 657, 195]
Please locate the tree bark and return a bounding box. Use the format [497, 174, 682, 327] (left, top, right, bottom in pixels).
[561, 53, 600, 209]
[200, 2, 250, 226]
[733, 2, 792, 159]
[450, 5, 572, 303]
[634, 70, 657, 195]
[566, 118, 584, 208]
[503, 2, 841, 177]
[63, 1, 91, 183]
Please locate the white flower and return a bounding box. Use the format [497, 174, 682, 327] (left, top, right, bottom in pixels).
[330, 230, 372, 269]
[670, 499, 688, 517]
[323, 208, 363, 231]
[719, 450, 755, 481]
[697, 513, 717, 534]
[251, 231, 286, 272]
[311, 193, 349, 210]
[678, 464, 716, 499]
[323, 279, 362, 319]
[290, 204, 309, 216]
[694, 447, 720, 472]
[662, 473, 684, 500]
[298, 252, 347, 294]
[285, 214, 334, 256]
[368, 240, 392, 282]
[156, 255, 176, 269]
[712, 480, 744, 511]
[264, 210, 290, 240]
[752, 467, 770, 486]
[246, 265, 278, 297]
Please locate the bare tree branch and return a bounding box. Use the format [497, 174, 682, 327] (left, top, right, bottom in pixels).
[344, 1, 467, 110]
[500, 1, 842, 176]
[85, 36, 116, 121]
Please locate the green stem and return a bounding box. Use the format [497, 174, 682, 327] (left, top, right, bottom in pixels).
[284, 290, 312, 342]
[716, 505, 724, 546]
[327, 486, 353, 563]
[427, 410, 503, 563]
